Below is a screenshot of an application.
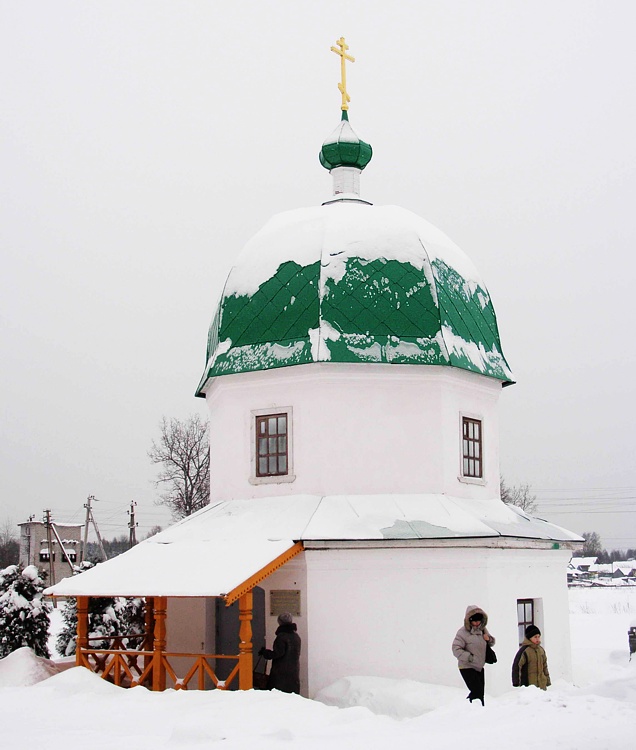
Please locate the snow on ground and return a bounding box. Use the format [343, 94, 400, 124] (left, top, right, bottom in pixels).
[569, 586, 636, 687]
[1, 588, 635, 749]
[0, 647, 59, 687]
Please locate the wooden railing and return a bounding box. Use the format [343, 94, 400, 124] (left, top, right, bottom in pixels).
[79, 647, 153, 687]
[161, 653, 240, 690]
[78, 637, 241, 690]
[75, 594, 253, 691]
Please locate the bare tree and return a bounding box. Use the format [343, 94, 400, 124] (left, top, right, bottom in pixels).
[500, 478, 538, 514]
[580, 531, 603, 557]
[0, 518, 19, 568]
[500, 477, 512, 505]
[149, 415, 210, 519]
[144, 525, 163, 540]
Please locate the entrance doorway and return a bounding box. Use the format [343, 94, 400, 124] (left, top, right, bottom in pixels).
[214, 586, 265, 689]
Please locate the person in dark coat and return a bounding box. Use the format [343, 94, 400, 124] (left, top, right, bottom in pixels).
[512, 625, 551, 690]
[258, 612, 301, 694]
[451, 604, 495, 706]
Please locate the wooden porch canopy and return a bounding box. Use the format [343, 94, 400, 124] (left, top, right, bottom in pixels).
[45, 539, 304, 691]
[45, 538, 303, 599]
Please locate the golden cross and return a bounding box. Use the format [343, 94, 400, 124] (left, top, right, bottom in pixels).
[331, 36, 355, 111]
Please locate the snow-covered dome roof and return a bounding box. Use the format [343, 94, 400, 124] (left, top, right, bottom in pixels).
[196, 201, 513, 395]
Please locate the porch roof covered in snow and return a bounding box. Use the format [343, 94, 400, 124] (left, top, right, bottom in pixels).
[45, 538, 303, 600]
[45, 494, 582, 599]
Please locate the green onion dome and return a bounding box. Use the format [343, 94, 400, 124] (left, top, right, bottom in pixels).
[319, 112, 373, 172]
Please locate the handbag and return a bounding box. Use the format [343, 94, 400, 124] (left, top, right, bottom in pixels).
[485, 642, 497, 664]
[253, 655, 269, 690]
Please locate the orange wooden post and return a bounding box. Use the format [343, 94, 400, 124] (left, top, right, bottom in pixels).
[238, 591, 253, 690]
[76, 596, 89, 667]
[152, 596, 167, 691]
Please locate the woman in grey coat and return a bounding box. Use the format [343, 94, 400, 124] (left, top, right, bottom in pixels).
[451, 604, 495, 706]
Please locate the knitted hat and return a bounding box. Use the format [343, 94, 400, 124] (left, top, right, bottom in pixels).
[525, 624, 541, 639]
[277, 612, 293, 625]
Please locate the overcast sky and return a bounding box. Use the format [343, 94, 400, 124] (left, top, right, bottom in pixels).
[1, 1, 635, 549]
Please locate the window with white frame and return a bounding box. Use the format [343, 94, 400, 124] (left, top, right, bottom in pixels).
[517, 598, 534, 644]
[256, 413, 288, 477]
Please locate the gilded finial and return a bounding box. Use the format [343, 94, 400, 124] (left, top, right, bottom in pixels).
[331, 36, 355, 112]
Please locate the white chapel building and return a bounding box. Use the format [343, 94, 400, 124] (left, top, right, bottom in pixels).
[48, 53, 582, 698]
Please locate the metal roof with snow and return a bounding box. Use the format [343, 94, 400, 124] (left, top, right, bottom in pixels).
[196, 203, 513, 394]
[46, 495, 581, 599]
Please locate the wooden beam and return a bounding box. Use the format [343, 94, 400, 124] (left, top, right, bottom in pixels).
[224, 542, 304, 607]
[76, 596, 89, 667]
[238, 592, 253, 690]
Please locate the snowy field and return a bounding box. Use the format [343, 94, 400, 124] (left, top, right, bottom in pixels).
[1, 588, 635, 750]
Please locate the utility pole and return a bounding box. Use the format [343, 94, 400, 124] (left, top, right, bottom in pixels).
[82, 496, 93, 563]
[127, 501, 138, 548]
[82, 495, 108, 562]
[25, 514, 35, 565]
[43, 510, 56, 606]
[91, 506, 108, 562]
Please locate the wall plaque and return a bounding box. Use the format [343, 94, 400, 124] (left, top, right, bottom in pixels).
[270, 589, 301, 617]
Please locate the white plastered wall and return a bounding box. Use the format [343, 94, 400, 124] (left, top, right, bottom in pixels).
[203, 360, 572, 698]
[205, 362, 502, 501]
[301, 545, 573, 697]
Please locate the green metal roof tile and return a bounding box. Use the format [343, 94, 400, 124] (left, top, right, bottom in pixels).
[196, 205, 513, 395]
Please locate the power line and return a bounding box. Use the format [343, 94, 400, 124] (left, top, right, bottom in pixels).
[591, 538, 636, 542]
[541, 489, 636, 493]
[541, 508, 634, 514]
[538, 495, 636, 501]
[537, 506, 636, 512]
[537, 509, 636, 515]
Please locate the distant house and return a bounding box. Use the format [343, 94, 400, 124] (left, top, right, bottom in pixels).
[594, 563, 613, 579]
[569, 557, 598, 580]
[18, 520, 82, 585]
[569, 558, 636, 585]
[612, 561, 636, 579]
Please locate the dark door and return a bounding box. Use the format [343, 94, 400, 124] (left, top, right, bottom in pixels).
[214, 586, 265, 689]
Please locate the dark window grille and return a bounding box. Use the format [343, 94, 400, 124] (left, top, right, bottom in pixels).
[256, 413, 288, 477]
[517, 599, 534, 645]
[462, 417, 483, 478]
